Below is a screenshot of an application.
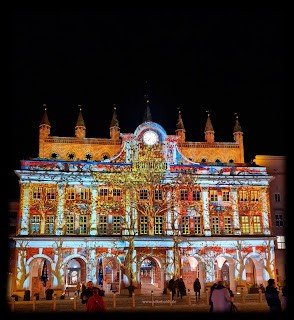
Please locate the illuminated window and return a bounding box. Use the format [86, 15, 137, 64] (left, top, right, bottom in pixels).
[113, 188, 121, 201]
[210, 190, 218, 202]
[253, 216, 262, 233]
[45, 215, 54, 234]
[277, 236, 286, 249]
[239, 191, 248, 202]
[154, 189, 163, 201]
[140, 189, 148, 200]
[274, 193, 281, 202]
[67, 188, 76, 200]
[180, 190, 188, 200]
[46, 188, 56, 200]
[211, 217, 220, 234]
[99, 216, 108, 234]
[241, 216, 250, 233]
[223, 217, 232, 234]
[33, 187, 42, 199]
[99, 188, 109, 200]
[275, 214, 283, 227]
[112, 216, 121, 235]
[80, 188, 89, 200]
[192, 190, 201, 201]
[154, 216, 164, 234]
[251, 190, 259, 201]
[79, 216, 89, 234]
[66, 216, 74, 234]
[140, 216, 148, 234]
[222, 190, 230, 202]
[193, 216, 203, 235]
[30, 215, 40, 234]
[181, 216, 190, 235]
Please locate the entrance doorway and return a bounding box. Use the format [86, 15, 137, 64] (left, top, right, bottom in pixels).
[67, 259, 81, 286]
[221, 262, 230, 286]
[140, 257, 161, 293]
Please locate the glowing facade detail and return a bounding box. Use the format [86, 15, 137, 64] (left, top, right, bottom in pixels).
[13, 110, 276, 296]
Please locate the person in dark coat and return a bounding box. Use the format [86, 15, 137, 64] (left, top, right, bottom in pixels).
[193, 278, 201, 301]
[265, 279, 282, 312]
[209, 283, 218, 312]
[175, 278, 180, 297]
[178, 277, 186, 299]
[81, 281, 94, 304]
[168, 276, 176, 298]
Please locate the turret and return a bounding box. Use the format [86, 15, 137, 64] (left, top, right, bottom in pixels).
[233, 113, 244, 162]
[75, 105, 86, 139]
[175, 109, 186, 143]
[39, 104, 51, 158]
[110, 104, 120, 140]
[204, 112, 214, 143]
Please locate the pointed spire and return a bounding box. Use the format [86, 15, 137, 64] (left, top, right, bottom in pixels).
[143, 94, 152, 122]
[176, 108, 185, 130]
[233, 113, 242, 133]
[40, 104, 51, 127]
[110, 104, 119, 128]
[204, 111, 214, 132]
[75, 105, 86, 128]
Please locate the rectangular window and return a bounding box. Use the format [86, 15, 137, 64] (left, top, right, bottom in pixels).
[180, 190, 188, 201]
[66, 215, 74, 234]
[192, 190, 201, 201]
[112, 216, 121, 235]
[154, 189, 163, 201]
[45, 215, 54, 234]
[154, 216, 164, 234]
[113, 188, 121, 201]
[253, 216, 262, 233]
[275, 214, 283, 227]
[181, 216, 190, 234]
[140, 189, 148, 200]
[67, 188, 76, 200]
[46, 188, 56, 200]
[277, 236, 286, 249]
[80, 188, 89, 200]
[211, 217, 220, 234]
[30, 215, 40, 233]
[251, 190, 259, 202]
[79, 216, 88, 234]
[99, 216, 108, 234]
[274, 193, 281, 202]
[33, 187, 42, 199]
[241, 216, 250, 233]
[99, 188, 109, 200]
[223, 217, 232, 234]
[193, 216, 202, 235]
[210, 190, 218, 202]
[239, 190, 248, 202]
[140, 216, 148, 234]
[222, 190, 230, 202]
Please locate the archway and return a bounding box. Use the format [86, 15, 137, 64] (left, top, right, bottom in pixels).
[214, 255, 236, 291]
[245, 257, 257, 285]
[99, 257, 121, 293]
[182, 256, 204, 292]
[65, 258, 86, 289]
[29, 257, 52, 296]
[140, 257, 162, 293]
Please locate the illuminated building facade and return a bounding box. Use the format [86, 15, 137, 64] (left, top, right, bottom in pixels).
[13, 104, 276, 296]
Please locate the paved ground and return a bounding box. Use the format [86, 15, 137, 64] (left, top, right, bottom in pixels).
[8, 291, 284, 314]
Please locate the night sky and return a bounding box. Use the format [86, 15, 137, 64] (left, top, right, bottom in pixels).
[10, 10, 284, 200]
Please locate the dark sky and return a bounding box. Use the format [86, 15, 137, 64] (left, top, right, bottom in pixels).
[10, 10, 284, 199]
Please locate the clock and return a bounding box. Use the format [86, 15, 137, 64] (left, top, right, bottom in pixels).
[143, 130, 159, 146]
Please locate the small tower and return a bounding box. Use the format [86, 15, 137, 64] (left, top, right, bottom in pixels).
[75, 105, 86, 139]
[175, 108, 186, 143]
[204, 112, 215, 143]
[233, 113, 244, 162]
[39, 104, 51, 158]
[110, 104, 120, 140]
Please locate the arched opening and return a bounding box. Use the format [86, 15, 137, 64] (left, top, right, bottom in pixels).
[182, 256, 204, 292]
[99, 257, 121, 293]
[245, 257, 257, 285]
[65, 258, 86, 290]
[140, 257, 162, 293]
[29, 258, 51, 296]
[214, 255, 236, 291]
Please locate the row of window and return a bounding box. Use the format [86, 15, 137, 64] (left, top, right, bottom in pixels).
[29, 214, 264, 235]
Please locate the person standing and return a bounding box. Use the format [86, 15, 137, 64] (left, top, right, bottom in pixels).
[265, 279, 282, 312]
[178, 277, 186, 299]
[210, 281, 231, 312]
[168, 276, 176, 298]
[193, 278, 201, 302]
[76, 282, 81, 297]
[86, 287, 106, 312]
[81, 281, 94, 305]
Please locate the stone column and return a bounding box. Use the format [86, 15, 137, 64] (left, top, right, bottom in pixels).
[231, 186, 241, 235]
[56, 183, 66, 235]
[262, 187, 271, 235]
[19, 183, 30, 235]
[202, 186, 211, 236]
[90, 183, 98, 235]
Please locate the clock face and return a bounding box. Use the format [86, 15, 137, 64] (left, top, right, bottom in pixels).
[143, 130, 159, 146]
